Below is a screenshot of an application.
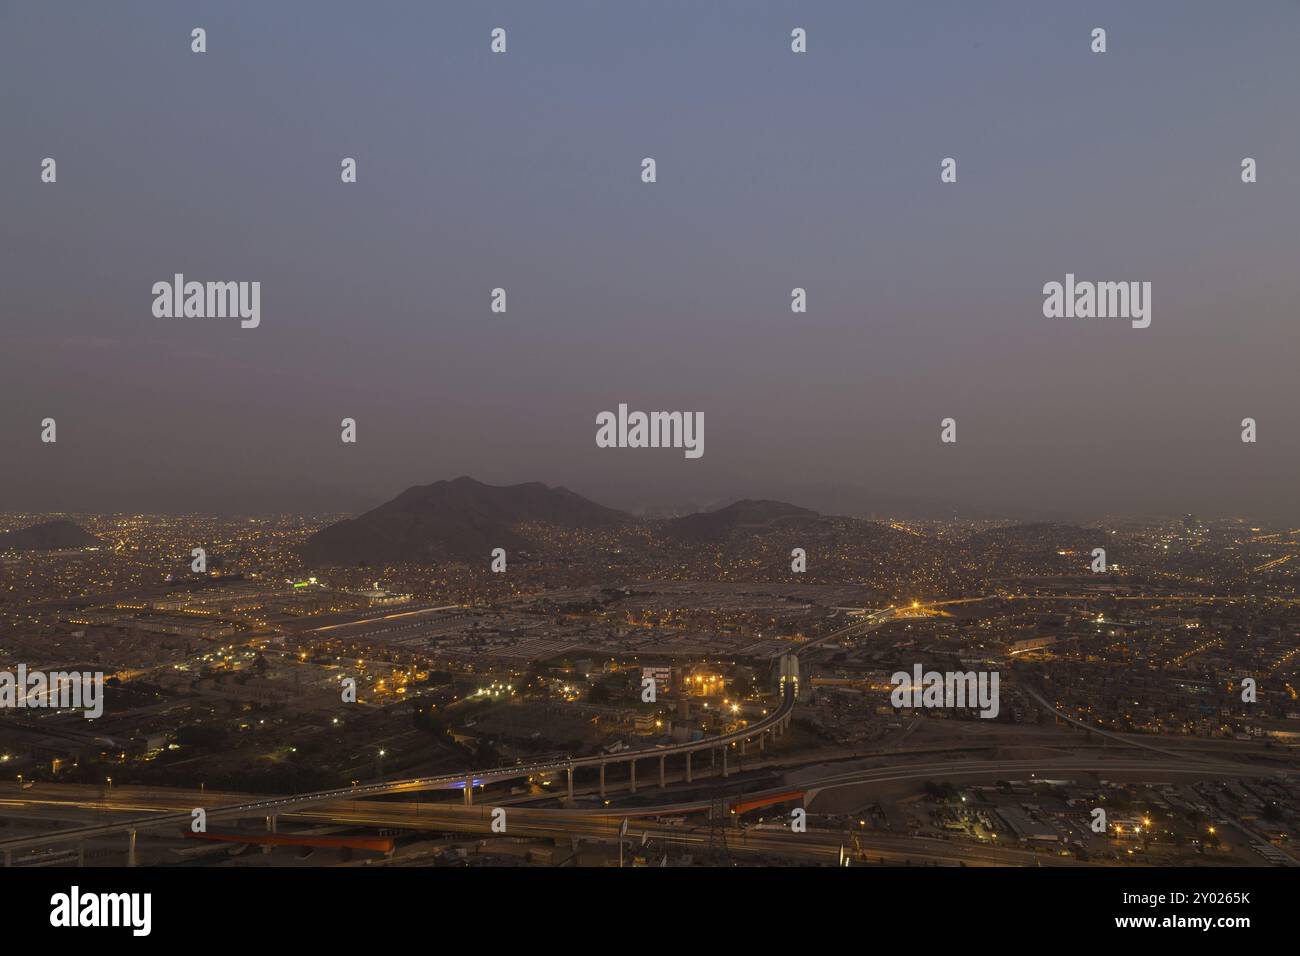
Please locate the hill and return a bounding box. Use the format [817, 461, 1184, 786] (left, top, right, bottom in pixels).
[301, 477, 628, 566]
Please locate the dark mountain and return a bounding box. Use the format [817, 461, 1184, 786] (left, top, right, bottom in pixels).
[300, 477, 629, 566]
[0, 519, 102, 552]
[665, 499, 823, 542]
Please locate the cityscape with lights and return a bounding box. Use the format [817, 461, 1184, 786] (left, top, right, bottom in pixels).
[1, 4, 1296, 938]
[1, 494, 1296, 868]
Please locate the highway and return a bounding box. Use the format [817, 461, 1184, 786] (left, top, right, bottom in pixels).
[0, 755, 1260, 866]
[3, 596, 1293, 865]
[0, 679, 796, 856]
[794, 607, 899, 655]
[1019, 685, 1203, 761]
[3, 741, 1288, 865]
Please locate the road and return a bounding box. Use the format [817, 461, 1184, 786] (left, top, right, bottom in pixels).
[0, 755, 1261, 864]
[0, 681, 795, 855]
[4, 595, 1293, 864]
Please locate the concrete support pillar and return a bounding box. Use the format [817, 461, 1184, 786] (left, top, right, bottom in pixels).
[741, 737, 747, 756]
[128, 829, 137, 867]
[599, 763, 606, 800]
[261, 814, 277, 854]
[630, 759, 637, 794]
[464, 777, 473, 806]
[77, 843, 85, 867]
[759, 731, 765, 752]
[685, 752, 692, 784]
[722, 747, 729, 778]
[659, 755, 666, 789]
[710, 748, 716, 772]
[567, 766, 574, 801]
[4, 848, 11, 867]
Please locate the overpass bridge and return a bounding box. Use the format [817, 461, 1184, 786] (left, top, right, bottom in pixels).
[796, 607, 897, 654]
[3, 755, 1265, 866]
[0, 680, 796, 863]
[1021, 685, 1197, 761]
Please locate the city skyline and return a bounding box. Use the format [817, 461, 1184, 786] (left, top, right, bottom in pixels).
[2, 501, 1296, 874]
[1, 0, 1296, 907]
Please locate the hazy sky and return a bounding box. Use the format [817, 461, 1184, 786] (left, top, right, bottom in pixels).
[2, 1, 1298, 520]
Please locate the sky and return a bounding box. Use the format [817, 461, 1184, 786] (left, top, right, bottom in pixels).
[2, 1, 1298, 520]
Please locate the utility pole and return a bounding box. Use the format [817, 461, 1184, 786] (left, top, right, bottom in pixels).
[706, 795, 731, 862]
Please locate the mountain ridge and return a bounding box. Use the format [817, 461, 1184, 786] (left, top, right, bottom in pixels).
[300, 477, 630, 566]
[0, 519, 102, 552]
